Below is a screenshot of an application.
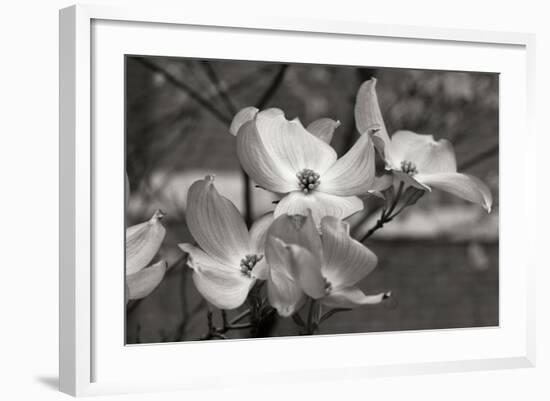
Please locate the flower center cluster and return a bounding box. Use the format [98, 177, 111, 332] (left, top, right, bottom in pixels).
[400, 160, 418, 176]
[323, 277, 333, 295]
[239, 254, 263, 277]
[296, 168, 321, 194]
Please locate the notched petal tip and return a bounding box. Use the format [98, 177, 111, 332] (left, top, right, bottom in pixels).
[126, 211, 167, 275]
[318, 133, 376, 196]
[151, 209, 166, 221]
[229, 106, 259, 136]
[322, 287, 389, 309]
[307, 118, 341, 144]
[416, 172, 492, 212]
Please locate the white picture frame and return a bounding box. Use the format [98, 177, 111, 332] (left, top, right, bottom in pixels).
[59, 3, 536, 397]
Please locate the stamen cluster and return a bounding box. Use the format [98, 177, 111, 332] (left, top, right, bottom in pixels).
[239, 254, 263, 277]
[296, 168, 321, 194]
[400, 160, 418, 176]
[323, 277, 333, 295]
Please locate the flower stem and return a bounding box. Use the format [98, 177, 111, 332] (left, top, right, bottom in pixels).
[360, 211, 390, 242]
[360, 182, 425, 242]
[319, 307, 352, 323]
[304, 298, 320, 335]
[230, 308, 251, 325]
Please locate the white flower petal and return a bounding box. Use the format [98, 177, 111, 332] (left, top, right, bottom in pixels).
[179, 243, 254, 310]
[236, 120, 298, 193]
[267, 211, 322, 254]
[392, 170, 431, 191]
[265, 237, 306, 316]
[255, 108, 338, 174]
[126, 260, 167, 301]
[388, 131, 457, 174]
[416, 172, 493, 212]
[229, 106, 259, 136]
[285, 243, 326, 299]
[248, 212, 274, 280]
[306, 118, 341, 144]
[319, 133, 375, 196]
[370, 174, 394, 193]
[126, 210, 166, 275]
[266, 214, 325, 299]
[186, 176, 251, 266]
[322, 287, 389, 309]
[251, 259, 269, 281]
[274, 191, 363, 227]
[320, 216, 378, 290]
[267, 270, 305, 317]
[354, 78, 392, 158]
[249, 212, 274, 254]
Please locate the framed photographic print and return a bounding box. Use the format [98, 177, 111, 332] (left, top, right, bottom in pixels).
[59, 4, 536, 396]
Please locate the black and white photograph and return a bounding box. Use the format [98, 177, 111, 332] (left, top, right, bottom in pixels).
[5, 0, 550, 399]
[124, 56, 498, 343]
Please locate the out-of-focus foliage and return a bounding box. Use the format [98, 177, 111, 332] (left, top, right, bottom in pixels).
[125, 56, 498, 344]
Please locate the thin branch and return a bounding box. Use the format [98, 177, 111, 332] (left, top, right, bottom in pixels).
[230, 308, 251, 325]
[256, 64, 289, 108]
[320, 308, 352, 323]
[134, 57, 232, 125]
[360, 211, 390, 242]
[200, 61, 238, 115]
[292, 313, 306, 328]
[459, 144, 498, 171]
[360, 182, 404, 242]
[221, 310, 229, 330]
[243, 173, 253, 227]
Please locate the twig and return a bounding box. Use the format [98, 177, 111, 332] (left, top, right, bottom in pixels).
[360, 213, 389, 242]
[360, 182, 404, 242]
[230, 308, 251, 325]
[292, 313, 306, 328]
[221, 310, 229, 330]
[320, 308, 352, 323]
[200, 61, 238, 115]
[243, 173, 252, 227]
[459, 144, 498, 171]
[134, 57, 232, 125]
[304, 298, 320, 335]
[256, 64, 289, 108]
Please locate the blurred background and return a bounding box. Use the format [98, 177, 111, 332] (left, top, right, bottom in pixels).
[125, 55, 498, 344]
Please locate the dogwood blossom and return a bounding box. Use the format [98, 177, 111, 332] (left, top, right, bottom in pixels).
[355, 78, 492, 212]
[125, 189, 167, 307]
[231, 107, 376, 225]
[178, 176, 272, 310]
[265, 211, 389, 316]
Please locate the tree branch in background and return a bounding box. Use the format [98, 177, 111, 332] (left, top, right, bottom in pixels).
[458, 144, 498, 171]
[200, 61, 238, 116]
[200, 60, 252, 227]
[134, 57, 232, 125]
[257, 64, 289, 108]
